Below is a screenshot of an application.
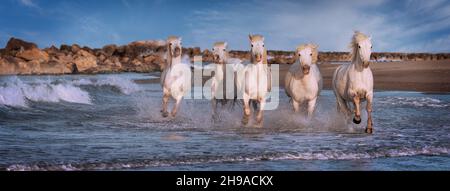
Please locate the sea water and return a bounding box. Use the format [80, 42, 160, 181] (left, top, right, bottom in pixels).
[0, 73, 449, 170]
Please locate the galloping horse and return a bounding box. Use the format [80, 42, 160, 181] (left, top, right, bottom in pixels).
[332, 31, 374, 133]
[160, 36, 191, 118]
[237, 34, 272, 127]
[285, 44, 322, 119]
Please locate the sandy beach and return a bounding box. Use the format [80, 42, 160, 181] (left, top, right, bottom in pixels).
[136, 60, 450, 93]
[280, 60, 450, 93]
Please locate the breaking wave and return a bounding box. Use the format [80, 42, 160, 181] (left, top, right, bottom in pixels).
[0, 75, 140, 107]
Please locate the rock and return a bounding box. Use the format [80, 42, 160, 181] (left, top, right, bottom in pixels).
[43, 45, 59, 55]
[60, 44, 71, 52]
[0, 57, 18, 75]
[5, 37, 37, 52]
[73, 49, 97, 72]
[102, 44, 117, 56]
[71, 44, 81, 53]
[16, 48, 49, 62]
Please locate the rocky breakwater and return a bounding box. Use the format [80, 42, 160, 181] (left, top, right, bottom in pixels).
[0, 37, 449, 75]
[0, 38, 202, 75]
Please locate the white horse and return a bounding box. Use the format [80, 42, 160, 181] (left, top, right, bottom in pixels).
[210, 42, 243, 120]
[160, 36, 191, 118]
[332, 31, 374, 133]
[210, 42, 229, 118]
[236, 34, 272, 127]
[285, 44, 322, 119]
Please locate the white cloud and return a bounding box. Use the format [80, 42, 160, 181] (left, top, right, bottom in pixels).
[18, 0, 38, 8]
[185, 0, 450, 52]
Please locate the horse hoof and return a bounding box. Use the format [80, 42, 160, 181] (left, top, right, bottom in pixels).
[365, 128, 373, 134]
[242, 118, 249, 125]
[353, 117, 361, 124]
[162, 112, 169, 118]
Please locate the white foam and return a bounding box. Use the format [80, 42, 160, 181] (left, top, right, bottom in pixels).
[0, 77, 92, 107]
[72, 76, 140, 95]
[5, 146, 449, 171]
[378, 96, 450, 108]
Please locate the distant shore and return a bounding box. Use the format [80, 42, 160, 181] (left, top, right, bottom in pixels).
[312, 60, 450, 93]
[135, 60, 450, 93]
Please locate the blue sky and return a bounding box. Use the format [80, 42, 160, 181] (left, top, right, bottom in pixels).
[0, 0, 449, 52]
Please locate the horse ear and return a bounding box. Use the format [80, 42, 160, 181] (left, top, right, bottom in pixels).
[312, 44, 319, 50]
[224, 42, 228, 48]
[248, 34, 253, 41]
[262, 37, 265, 41]
[179, 37, 182, 41]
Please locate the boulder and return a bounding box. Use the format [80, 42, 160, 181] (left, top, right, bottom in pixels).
[16, 48, 49, 62]
[73, 49, 97, 72]
[5, 37, 37, 52]
[102, 44, 118, 56]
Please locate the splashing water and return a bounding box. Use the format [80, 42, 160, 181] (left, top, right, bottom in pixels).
[1, 73, 450, 171]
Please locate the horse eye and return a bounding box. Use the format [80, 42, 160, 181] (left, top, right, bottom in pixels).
[310, 53, 313, 56]
[298, 54, 301, 57]
[371, 46, 373, 49]
[262, 44, 265, 47]
[212, 48, 214, 51]
[223, 49, 226, 51]
[358, 45, 361, 49]
[170, 43, 172, 46]
[251, 44, 254, 48]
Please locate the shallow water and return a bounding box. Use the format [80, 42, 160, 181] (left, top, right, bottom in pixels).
[0, 73, 449, 171]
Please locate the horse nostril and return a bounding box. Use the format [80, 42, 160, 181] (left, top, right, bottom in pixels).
[174, 47, 181, 54]
[302, 66, 310, 74]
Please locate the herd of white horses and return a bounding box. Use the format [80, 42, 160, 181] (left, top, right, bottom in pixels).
[160, 31, 374, 134]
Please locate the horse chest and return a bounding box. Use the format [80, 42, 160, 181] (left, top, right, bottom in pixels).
[245, 65, 268, 98]
[347, 70, 372, 99]
[291, 77, 318, 101]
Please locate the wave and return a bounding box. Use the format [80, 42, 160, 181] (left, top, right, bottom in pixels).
[0, 75, 141, 107]
[378, 96, 450, 108]
[72, 76, 140, 95]
[5, 146, 449, 171]
[0, 77, 91, 107]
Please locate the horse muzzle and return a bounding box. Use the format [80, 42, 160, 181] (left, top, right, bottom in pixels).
[363, 61, 370, 68]
[254, 54, 262, 62]
[214, 55, 222, 63]
[302, 66, 310, 75]
[172, 47, 181, 57]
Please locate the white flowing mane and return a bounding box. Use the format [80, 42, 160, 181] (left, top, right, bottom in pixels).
[350, 31, 370, 62]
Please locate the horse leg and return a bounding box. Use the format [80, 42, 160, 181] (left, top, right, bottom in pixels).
[255, 99, 265, 127]
[306, 98, 317, 120]
[211, 83, 218, 121]
[171, 96, 182, 117]
[211, 97, 218, 121]
[161, 90, 170, 118]
[336, 95, 351, 116]
[365, 94, 374, 134]
[242, 94, 251, 125]
[352, 96, 361, 124]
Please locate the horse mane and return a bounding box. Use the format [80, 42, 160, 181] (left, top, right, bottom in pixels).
[166, 36, 181, 69]
[350, 31, 369, 62]
[296, 44, 319, 64]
